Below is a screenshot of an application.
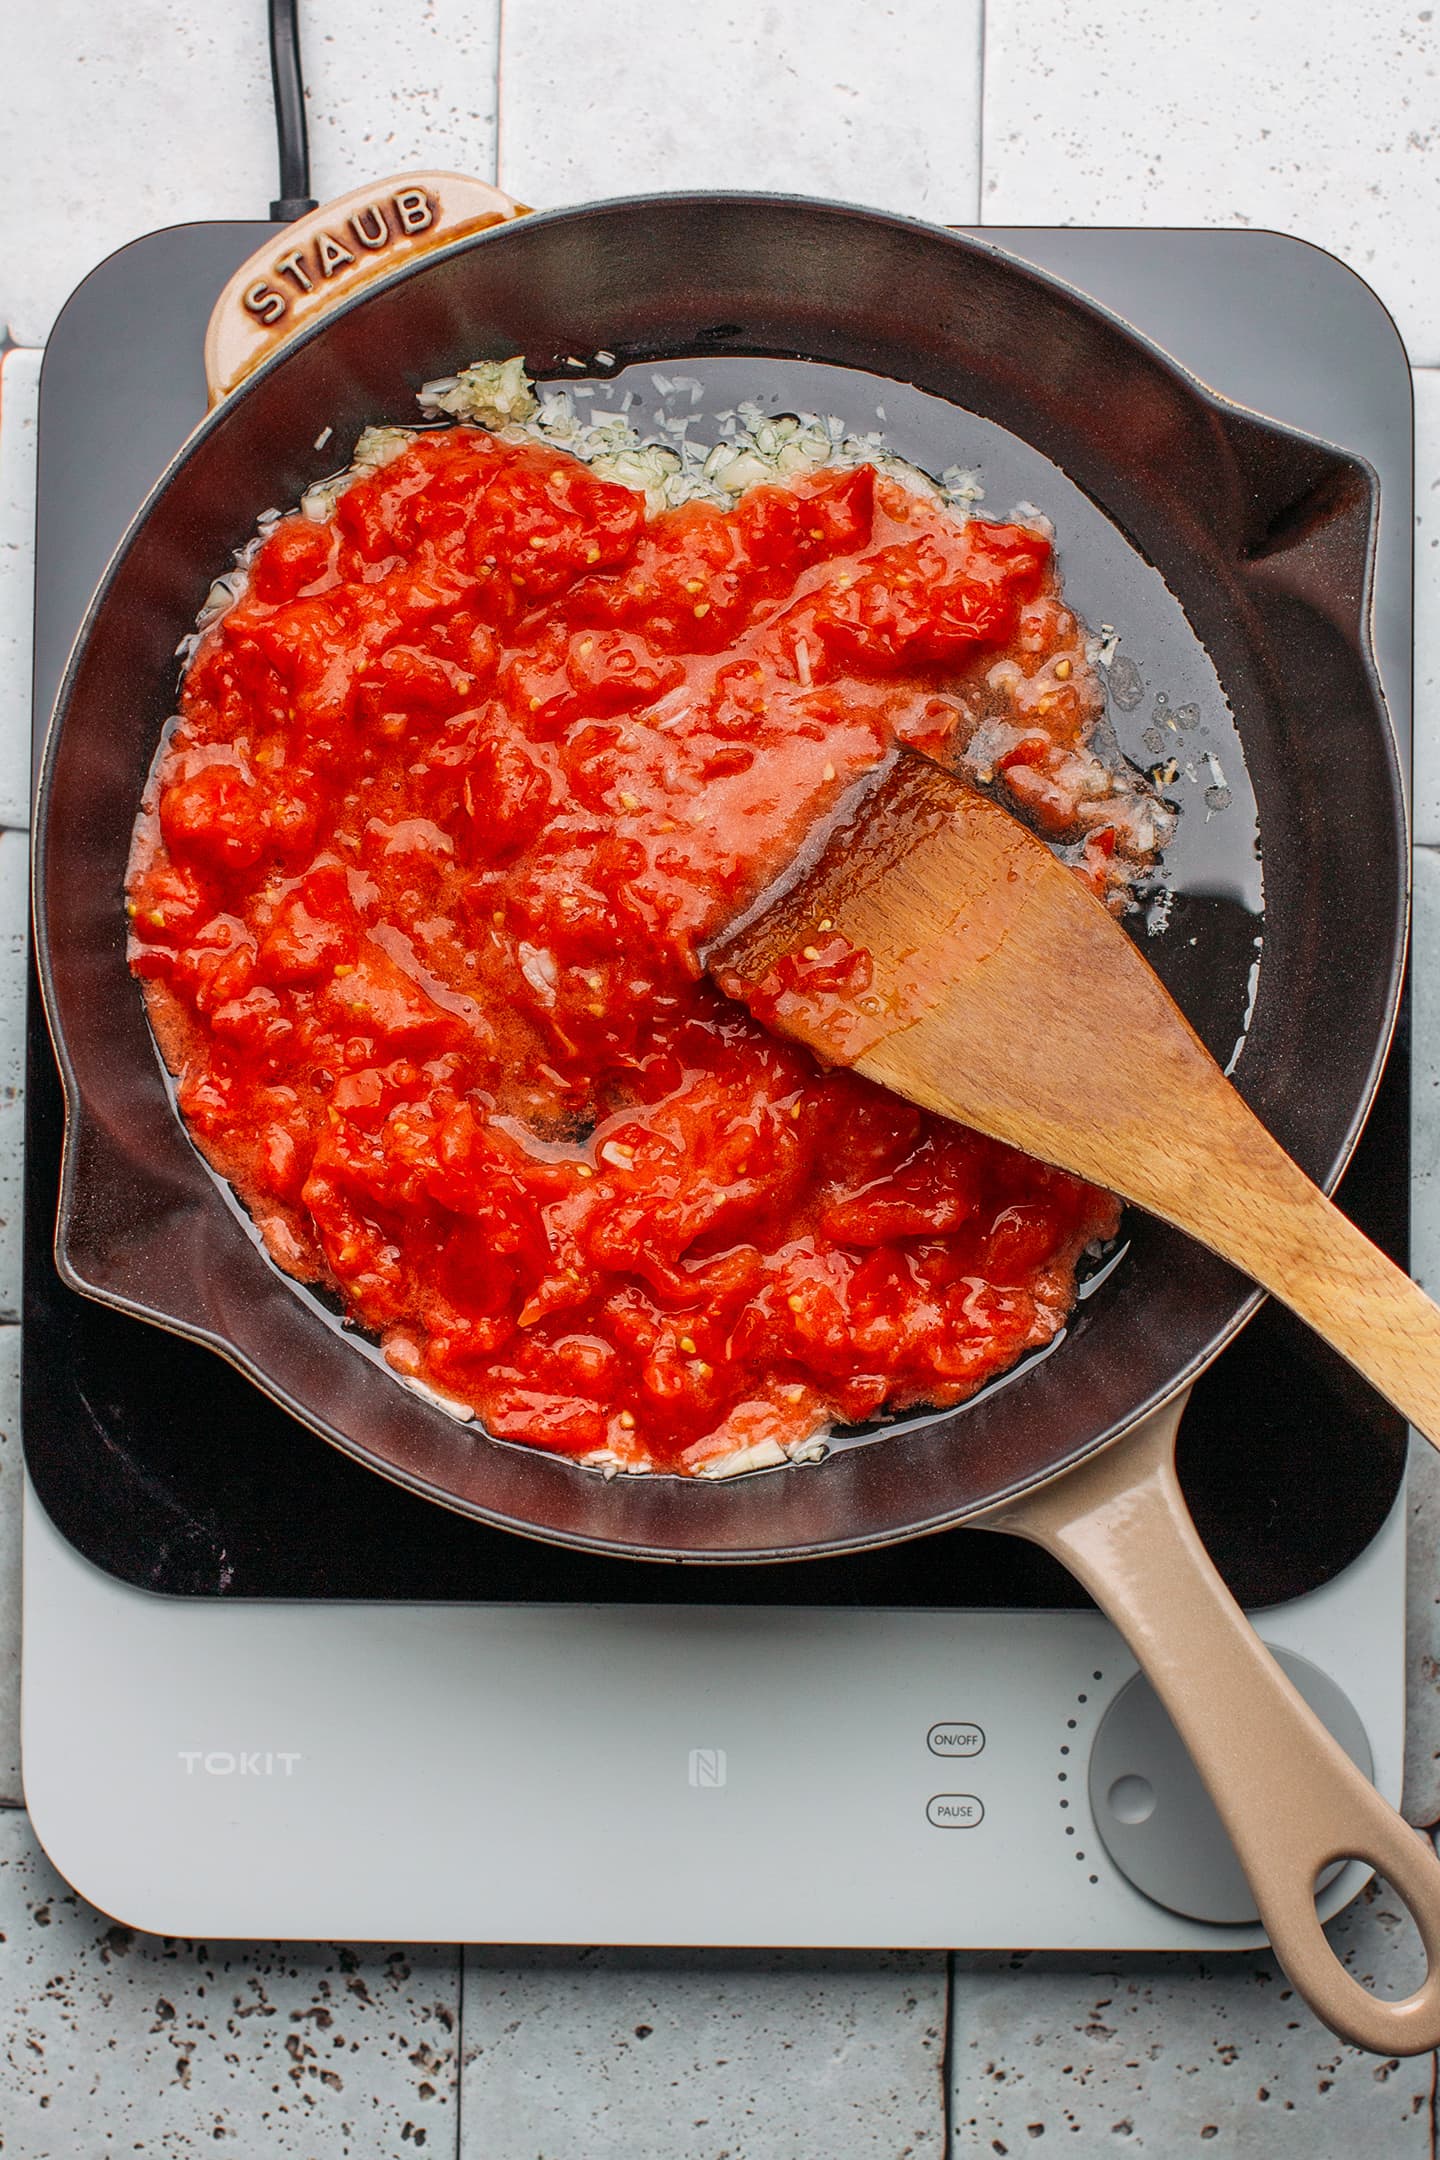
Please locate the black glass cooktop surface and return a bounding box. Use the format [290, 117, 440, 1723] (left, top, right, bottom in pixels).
[21, 221, 1413, 1606]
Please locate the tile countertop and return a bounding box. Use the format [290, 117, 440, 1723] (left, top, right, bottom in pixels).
[4, 3, 1440, 2152]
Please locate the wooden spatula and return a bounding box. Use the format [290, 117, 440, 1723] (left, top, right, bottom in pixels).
[708, 746, 1440, 1449]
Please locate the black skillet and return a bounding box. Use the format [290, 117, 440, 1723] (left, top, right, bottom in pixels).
[31, 179, 1440, 2047]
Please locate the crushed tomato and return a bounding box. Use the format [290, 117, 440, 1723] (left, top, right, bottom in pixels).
[127, 428, 1120, 1474]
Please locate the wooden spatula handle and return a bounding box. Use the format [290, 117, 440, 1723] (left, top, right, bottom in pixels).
[984, 1396, 1440, 2055]
[1113, 1079, 1440, 1449]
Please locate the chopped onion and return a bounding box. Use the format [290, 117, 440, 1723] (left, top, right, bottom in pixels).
[695, 1437, 790, 1478]
[517, 942, 559, 1001]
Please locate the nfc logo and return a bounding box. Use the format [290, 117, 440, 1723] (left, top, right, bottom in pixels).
[688, 1747, 728, 1789]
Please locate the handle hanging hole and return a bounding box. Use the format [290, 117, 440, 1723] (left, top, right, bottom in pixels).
[1313, 1865, 1432, 2002]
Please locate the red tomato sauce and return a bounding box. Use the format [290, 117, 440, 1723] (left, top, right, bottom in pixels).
[127, 427, 1121, 1473]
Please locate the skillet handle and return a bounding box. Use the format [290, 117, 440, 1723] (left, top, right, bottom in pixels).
[202, 171, 529, 407]
[976, 1397, 1440, 2055]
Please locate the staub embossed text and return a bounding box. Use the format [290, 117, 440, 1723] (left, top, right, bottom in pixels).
[241, 189, 436, 325]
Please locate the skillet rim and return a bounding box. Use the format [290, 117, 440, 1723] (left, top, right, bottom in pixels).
[30, 193, 1408, 1562]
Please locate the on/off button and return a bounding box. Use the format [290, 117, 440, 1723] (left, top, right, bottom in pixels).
[928, 1721, 985, 1758]
[927, 1793, 984, 1829]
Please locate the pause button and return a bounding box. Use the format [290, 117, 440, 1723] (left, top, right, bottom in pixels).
[926, 1793, 984, 1828]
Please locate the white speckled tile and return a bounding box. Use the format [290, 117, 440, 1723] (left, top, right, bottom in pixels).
[0, 1807, 461, 2154]
[1413, 373, 1440, 844]
[1, 6, 273, 349]
[0, 352, 39, 832]
[0, 1327, 19, 1808]
[0, 3, 502, 350]
[460, 1946, 947, 2158]
[498, 0, 982, 220]
[301, 1, 499, 203]
[950, 1875, 1432, 2154]
[1405, 1433, 1440, 1827]
[0, 831, 26, 1326]
[981, 2, 1440, 366]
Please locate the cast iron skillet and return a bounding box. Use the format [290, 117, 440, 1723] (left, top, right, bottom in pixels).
[32, 184, 1437, 2047]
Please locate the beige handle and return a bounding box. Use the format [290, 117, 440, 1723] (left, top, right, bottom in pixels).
[977, 1397, 1440, 2055]
[203, 171, 529, 406]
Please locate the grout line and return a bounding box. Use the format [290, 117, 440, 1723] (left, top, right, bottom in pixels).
[975, 0, 988, 226]
[453, 1943, 466, 2157]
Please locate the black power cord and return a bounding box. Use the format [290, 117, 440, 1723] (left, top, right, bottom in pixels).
[268, 0, 317, 220]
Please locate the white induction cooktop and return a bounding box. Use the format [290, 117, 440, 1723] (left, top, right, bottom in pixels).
[15, 220, 1417, 1945]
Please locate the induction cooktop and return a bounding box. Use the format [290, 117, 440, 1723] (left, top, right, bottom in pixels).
[16, 219, 1415, 1947]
